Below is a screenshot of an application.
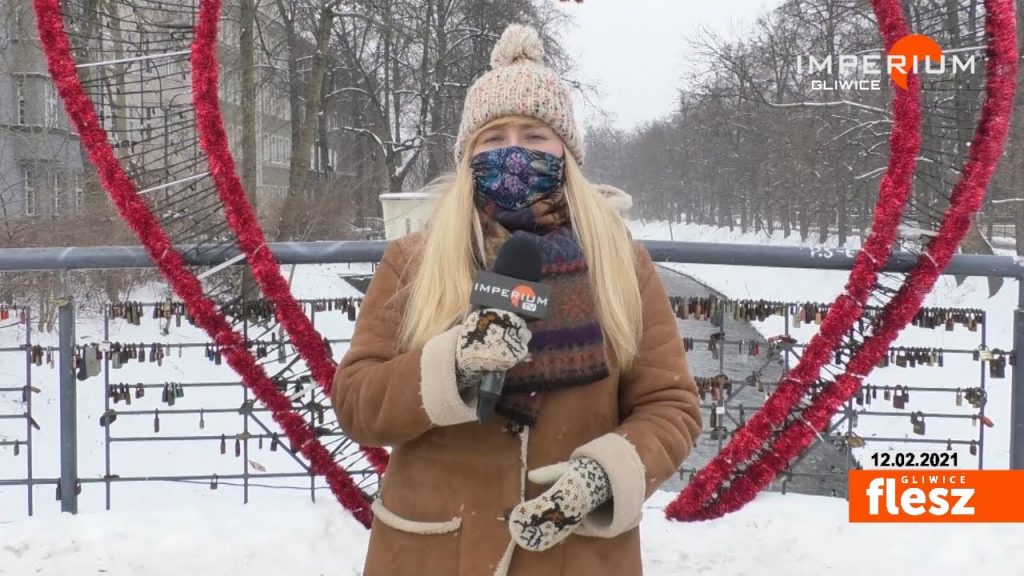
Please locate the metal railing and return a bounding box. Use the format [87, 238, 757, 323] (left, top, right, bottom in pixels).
[0, 240, 1021, 515]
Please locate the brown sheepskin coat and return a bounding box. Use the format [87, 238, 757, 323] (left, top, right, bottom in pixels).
[332, 229, 701, 576]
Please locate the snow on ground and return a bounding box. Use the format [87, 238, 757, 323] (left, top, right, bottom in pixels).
[1, 490, 1022, 575]
[1, 218, 1022, 574]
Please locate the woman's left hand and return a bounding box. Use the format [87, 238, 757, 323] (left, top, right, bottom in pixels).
[508, 457, 612, 552]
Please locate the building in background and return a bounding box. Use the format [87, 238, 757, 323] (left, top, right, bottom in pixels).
[0, 0, 85, 223]
[0, 0, 340, 231]
[379, 192, 438, 239]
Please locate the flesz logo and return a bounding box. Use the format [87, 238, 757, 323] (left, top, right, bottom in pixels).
[848, 470, 1024, 523]
[864, 476, 975, 517]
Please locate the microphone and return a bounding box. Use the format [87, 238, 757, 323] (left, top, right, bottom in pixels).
[469, 235, 550, 424]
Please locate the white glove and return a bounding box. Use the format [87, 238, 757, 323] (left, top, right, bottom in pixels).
[508, 457, 612, 552]
[454, 308, 531, 389]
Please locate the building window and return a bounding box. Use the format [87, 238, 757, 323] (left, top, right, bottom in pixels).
[74, 173, 85, 210]
[45, 82, 59, 128]
[51, 172, 62, 217]
[22, 168, 35, 216]
[16, 77, 26, 125]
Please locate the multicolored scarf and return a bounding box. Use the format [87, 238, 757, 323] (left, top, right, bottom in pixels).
[474, 186, 610, 429]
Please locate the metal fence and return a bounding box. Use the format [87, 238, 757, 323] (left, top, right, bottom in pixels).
[0, 240, 1021, 516]
[662, 292, 996, 498]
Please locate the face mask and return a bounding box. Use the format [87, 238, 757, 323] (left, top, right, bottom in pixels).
[471, 146, 565, 210]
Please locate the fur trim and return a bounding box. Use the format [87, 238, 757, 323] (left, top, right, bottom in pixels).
[371, 499, 461, 535]
[593, 184, 633, 213]
[420, 325, 478, 426]
[570, 432, 646, 538]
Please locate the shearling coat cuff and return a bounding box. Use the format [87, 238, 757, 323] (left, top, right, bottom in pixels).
[570, 432, 646, 538]
[420, 325, 478, 427]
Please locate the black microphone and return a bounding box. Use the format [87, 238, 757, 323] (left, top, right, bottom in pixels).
[469, 235, 549, 424]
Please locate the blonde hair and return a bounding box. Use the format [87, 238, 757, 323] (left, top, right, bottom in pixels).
[396, 117, 643, 372]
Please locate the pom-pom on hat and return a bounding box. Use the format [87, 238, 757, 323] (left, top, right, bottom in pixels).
[453, 24, 584, 166]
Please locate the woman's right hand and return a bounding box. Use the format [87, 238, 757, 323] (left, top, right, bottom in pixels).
[454, 308, 532, 388]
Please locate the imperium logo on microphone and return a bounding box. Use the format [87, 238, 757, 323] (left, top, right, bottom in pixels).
[470, 272, 551, 320]
[474, 283, 549, 311]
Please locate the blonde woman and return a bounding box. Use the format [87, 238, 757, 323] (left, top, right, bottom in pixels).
[333, 23, 701, 576]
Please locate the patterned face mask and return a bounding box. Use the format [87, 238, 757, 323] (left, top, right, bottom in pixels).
[471, 146, 565, 210]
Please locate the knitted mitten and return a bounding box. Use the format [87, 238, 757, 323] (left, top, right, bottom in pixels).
[454, 308, 532, 390]
[508, 457, 612, 552]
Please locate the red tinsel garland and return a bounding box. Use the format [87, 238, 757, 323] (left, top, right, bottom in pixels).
[32, 0, 372, 527]
[191, 0, 388, 475]
[668, 0, 1017, 521]
[667, 0, 922, 521]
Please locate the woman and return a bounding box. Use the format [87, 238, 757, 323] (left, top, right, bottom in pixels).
[332, 23, 701, 576]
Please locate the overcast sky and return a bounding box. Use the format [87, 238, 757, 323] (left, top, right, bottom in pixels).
[555, 0, 782, 131]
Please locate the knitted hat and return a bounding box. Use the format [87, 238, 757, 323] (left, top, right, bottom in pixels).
[454, 24, 584, 166]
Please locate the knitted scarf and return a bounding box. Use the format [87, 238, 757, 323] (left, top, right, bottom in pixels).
[475, 188, 609, 428]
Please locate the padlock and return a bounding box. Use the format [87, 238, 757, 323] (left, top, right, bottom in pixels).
[153, 409, 160, 433]
[991, 356, 1006, 379]
[892, 386, 905, 409]
[99, 409, 115, 427]
[220, 434, 227, 455]
[969, 441, 978, 456]
[911, 412, 925, 435]
[847, 432, 865, 448]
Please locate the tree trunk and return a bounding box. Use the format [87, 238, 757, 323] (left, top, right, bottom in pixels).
[837, 190, 848, 246]
[275, 2, 335, 241]
[239, 0, 259, 297]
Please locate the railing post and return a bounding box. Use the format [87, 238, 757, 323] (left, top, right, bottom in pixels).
[58, 286, 78, 513]
[1012, 274, 1024, 470]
